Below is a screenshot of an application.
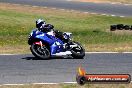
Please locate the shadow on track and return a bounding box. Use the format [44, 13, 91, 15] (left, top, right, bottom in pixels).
[21, 56, 84, 60]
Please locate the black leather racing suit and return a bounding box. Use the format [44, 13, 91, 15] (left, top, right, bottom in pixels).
[38, 24, 65, 41]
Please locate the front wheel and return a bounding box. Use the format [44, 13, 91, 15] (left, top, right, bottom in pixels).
[71, 42, 85, 59]
[30, 43, 50, 59]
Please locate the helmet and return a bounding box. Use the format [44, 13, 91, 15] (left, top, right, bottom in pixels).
[36, 19, 46, 29]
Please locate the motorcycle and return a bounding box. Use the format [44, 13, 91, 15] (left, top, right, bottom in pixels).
[28, 29, 85, 59]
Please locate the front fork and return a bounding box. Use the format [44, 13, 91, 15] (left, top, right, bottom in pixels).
[69, 42, 81, 50]
[70, 44, 78, 48]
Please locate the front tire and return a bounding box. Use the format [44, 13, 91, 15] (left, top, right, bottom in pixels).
[71, 42, 85, 59]
[30, 43, 50, 59]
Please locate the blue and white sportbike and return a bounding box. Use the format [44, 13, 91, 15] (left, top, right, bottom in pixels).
[28, 29, 85, 59]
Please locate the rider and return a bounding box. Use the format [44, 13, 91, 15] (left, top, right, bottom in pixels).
[36, 19, 65, 41]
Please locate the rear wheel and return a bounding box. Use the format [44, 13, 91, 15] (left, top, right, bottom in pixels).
[71, 42, 85, 59]
[30, 43, 50, 59]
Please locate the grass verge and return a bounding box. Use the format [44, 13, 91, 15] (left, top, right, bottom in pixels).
[1, 3, 132, 53]
[0, 83, 132, 88]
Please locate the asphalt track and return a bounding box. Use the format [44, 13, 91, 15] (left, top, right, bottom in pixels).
[1, 0, 132, 17]
[0, 0, 132, 84]
[0, 53, 132, 84]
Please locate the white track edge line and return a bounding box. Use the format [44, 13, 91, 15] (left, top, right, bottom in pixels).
[2, 2, 127, 17]
[86, 52, 119, 53]
[68, 0, 132, 6]
[86, 52, 132, 53]
[1, 52, 132, 55]
[1, 82, 76, 86]
[0, 54, 19, 55]
[0, 81, 132, 86]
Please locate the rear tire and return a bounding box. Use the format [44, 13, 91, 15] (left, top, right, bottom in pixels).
[30, 43, 50, 59]
[110, 25, 117, 31]
[71, 42, 85, 59]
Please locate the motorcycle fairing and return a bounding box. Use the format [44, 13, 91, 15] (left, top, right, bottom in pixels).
[50, 39, 64, 54]
[31, 30, 65, 54]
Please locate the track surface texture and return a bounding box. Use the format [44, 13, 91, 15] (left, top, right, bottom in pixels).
[0, 0, 132, 84]
[0, 0, 132, 16]
[0, 53, 132, 84]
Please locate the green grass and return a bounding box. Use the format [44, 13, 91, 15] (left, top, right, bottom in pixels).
[1, 3, 132, 53]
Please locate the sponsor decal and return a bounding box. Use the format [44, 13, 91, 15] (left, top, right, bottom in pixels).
[76, 67, 131, 85]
